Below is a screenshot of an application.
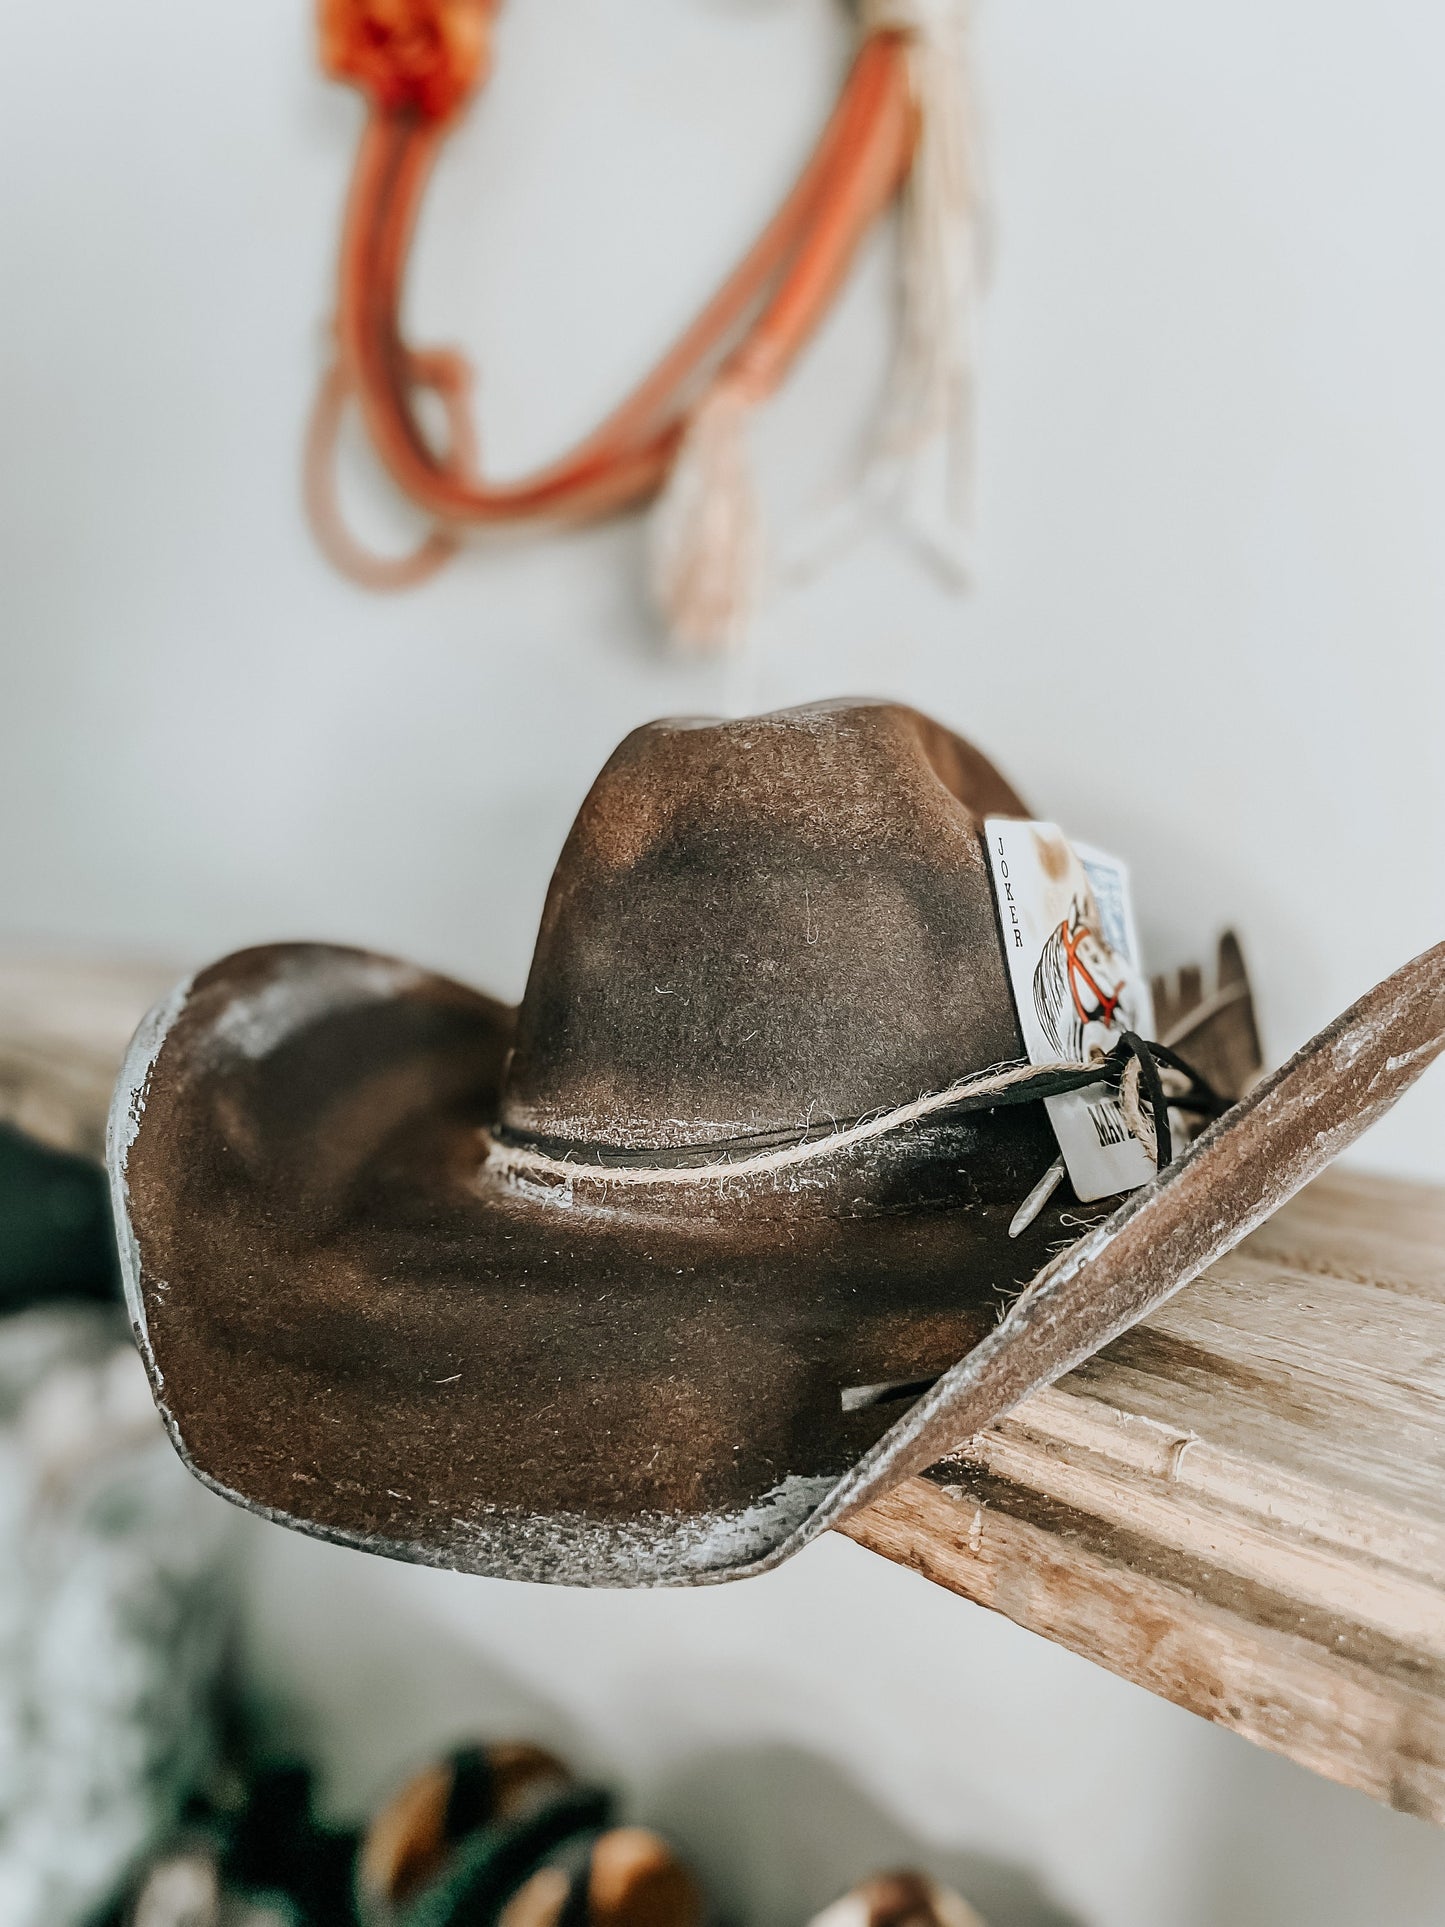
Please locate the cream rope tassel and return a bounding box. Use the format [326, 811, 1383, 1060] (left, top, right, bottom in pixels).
[859, 0, 984, 580]
[648, 375, 762, 655]
[651, 1, 983, 648]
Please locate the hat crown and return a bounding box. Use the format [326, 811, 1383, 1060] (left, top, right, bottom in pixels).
[500, 700, 1029, 1150]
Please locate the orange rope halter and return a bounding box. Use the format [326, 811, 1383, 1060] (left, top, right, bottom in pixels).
[1059, 918, 1125, 1031]
[308, 1, 967, 642]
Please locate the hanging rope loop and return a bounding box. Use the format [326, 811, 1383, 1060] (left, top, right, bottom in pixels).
[307, 1, 981, 644]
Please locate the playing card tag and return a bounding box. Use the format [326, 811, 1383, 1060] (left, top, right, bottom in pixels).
[984, 818, 1156, 1202]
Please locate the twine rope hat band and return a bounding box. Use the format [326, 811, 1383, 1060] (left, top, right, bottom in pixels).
[484, 1034, 1226, 1191]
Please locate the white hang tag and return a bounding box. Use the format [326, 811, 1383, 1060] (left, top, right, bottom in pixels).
[984, 818, 1156, 1203]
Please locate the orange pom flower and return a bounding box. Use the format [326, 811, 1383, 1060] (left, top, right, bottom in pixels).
[319, 0, 496, 121]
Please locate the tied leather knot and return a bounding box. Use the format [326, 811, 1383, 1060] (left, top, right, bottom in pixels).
[319, 0, 497, 121]
[1111, 1030, 1220, 1173]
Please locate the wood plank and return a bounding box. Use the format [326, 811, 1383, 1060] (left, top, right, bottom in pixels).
[845, 1173, 1445, 1822]
[847, 1471, 1445, 1821]
[0, 953, 177, 1160]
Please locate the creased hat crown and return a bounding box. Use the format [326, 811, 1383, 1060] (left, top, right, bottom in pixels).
[501, 699, 1030, 1151]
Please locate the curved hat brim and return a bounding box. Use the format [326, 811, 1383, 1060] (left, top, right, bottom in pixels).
[108, 940, 1445, 1585]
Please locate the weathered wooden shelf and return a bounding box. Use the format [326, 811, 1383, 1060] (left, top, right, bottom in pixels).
[4, 956, 1444, 1821]
[844, 1169, 1445, 1822]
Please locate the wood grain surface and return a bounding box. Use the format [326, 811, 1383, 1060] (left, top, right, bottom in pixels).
[0, 953, 178, 1162]
[845, 1168, 1445, 1822]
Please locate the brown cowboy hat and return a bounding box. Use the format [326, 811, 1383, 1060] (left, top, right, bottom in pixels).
[108, 701, 1445, 1585]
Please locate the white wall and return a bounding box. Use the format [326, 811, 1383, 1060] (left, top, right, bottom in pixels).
[3, 2, 1444, 1922]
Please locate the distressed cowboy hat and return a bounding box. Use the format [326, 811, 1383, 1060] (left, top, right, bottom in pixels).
[108, 700, 1445, 1585]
